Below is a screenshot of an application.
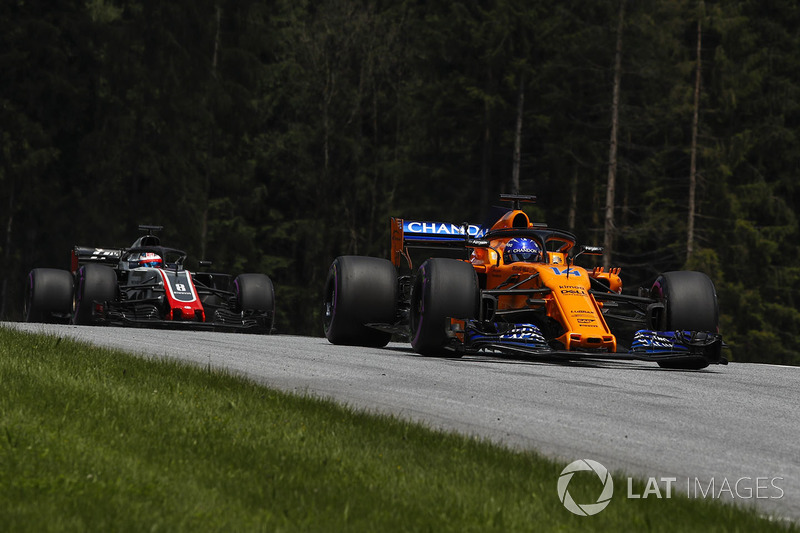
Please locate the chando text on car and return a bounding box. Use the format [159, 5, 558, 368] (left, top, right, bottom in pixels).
[24, 225, 275, 333]
[323, 194, 725, 370]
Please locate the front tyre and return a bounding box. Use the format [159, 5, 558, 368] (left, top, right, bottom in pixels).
[24, 268, 74, 323]
[73, 264, 118, 325]
[651, 271, 719, 369]
[410, 258, 478, 356]
[323, 256, 397, 347]
[234, 273, 276, 333]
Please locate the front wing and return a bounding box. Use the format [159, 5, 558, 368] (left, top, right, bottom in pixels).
[97, 300, 272, 333]
[447, 321, 726, 367]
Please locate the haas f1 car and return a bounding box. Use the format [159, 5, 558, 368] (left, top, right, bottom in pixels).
[24, 225, 275, 333]
[324, 195, 726, 369]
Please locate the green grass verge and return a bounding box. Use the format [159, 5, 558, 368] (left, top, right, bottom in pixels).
[0, 326, 794, 532]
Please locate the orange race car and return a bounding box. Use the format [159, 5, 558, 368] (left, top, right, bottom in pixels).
[323, 194, 726, 369]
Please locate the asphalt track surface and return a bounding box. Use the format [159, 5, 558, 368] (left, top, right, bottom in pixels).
[6, 322, 799, 523]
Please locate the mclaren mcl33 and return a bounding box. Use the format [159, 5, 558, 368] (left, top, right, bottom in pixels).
[324, 195, 725, 370]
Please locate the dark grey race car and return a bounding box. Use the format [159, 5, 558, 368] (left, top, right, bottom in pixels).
[24, 225, 275, 333]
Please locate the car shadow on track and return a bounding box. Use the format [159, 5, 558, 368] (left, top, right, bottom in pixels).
[379, 344, 722, 373]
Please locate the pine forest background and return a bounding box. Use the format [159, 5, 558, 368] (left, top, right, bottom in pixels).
[2, 0, 799, 365]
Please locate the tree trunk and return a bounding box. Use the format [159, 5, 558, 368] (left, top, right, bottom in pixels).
[687, 16, 702, 263]
[0, 184, 13, 319]
[480, 66, 493, 219]
[511, 72, 524, 195]
[603, 0, 625, 270]
[201, 4, 222, 261]
[569, 165, 578, 232]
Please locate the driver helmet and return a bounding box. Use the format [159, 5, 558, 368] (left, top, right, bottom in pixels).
[503, 237, 542, 264]
[137, 252, 163, 268]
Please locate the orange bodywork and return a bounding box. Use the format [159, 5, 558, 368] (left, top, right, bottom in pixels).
[391, 208, 623, 352]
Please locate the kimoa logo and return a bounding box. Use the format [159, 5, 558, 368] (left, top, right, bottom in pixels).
[557, 459, 614, 516]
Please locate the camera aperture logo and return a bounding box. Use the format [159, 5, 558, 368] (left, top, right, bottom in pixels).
[557, 459, 614, 516]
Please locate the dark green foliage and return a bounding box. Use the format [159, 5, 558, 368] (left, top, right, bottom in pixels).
[1, 0, 799, 363]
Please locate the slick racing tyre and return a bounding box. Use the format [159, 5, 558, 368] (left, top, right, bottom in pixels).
[73, 264, 118, 325]
[323, 255, 397, 347]
[410, 258, 478, 356]
[234, 273, 276, 332]
[651, 270, 719, 369]
[24, 268, 74, 323]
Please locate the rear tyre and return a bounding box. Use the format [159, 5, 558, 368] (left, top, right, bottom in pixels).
[323, 256, 396, 347]
[73, 264, 118, 325]
[234, 273, 276, 333]
[410, 258, 478, 356]
[651, 271, 719, 369]
[24, 268, 74, 323]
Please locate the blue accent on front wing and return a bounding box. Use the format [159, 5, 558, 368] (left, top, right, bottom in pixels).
[631, 330, 691, 353]
[466, 323, 550, 350]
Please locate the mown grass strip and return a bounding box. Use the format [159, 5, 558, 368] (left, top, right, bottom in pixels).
[0, 326, 794, 532]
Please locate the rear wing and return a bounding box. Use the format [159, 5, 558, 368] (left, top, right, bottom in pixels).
[71, 246, 124, 272]
[390, 217, 487, 269]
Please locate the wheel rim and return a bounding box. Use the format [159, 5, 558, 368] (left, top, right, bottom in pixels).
[72, 268, 85, 324]
[322, 264, 337, 334]
[410, 267, 426, 345]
